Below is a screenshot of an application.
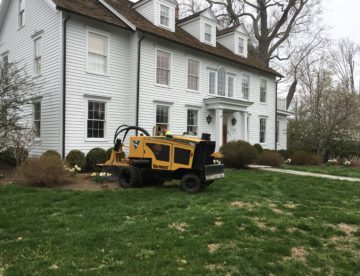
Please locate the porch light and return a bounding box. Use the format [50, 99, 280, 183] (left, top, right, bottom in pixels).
[231, 117, 237, 126]
[206, 114, 212, 124]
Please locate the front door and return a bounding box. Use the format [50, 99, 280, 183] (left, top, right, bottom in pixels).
[223, 112, 228, 144]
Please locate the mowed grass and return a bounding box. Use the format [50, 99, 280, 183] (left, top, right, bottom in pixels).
[1, 170, 360, 275]
[283, 164, 360, 178]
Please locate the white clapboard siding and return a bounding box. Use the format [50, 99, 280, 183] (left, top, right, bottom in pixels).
[138, 36, 277, 149]
[0, 0, 62, 156]
[64, 15, 136, 155]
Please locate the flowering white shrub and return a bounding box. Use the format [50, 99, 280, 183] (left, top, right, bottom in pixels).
[91, 172, 112, 183]
[327, 159, 338, 165]
[284, 159, 292, 164]
[344, 160, 351, 166]
[64, 164, 81, 176]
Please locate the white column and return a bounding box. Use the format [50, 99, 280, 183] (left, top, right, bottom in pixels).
[244, 112, 249, 142]
[215, 109, 223, 151]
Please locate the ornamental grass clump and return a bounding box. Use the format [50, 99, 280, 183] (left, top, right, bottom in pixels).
[291, 151, 321, 166]
[19, 155, 69, 187]
[220, 140, 257, 169]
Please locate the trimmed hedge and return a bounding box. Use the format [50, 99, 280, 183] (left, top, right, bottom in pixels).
[253, 144, 264, 154]
[86, 148, 107, 172]
[220, 140, 257, 169]
[42, 150, 61, 159]
[66, 150, 86, 170]
[291, 151, 321, 165]
[257, 151, 284, 167]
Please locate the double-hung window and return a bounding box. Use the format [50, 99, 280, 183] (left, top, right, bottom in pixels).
[259, 118, 267, 144]
[204, 23, 212, 43]
[208, 71, 216, 94]
[260, 79, 267, 103]
[160, 4, 170, 27]
[276, 120, 280, 144]
[87, 101, 106, 139]
[156, 105, 170, 133]
[242, 74, 250, 100]
[217, 67, 226, 96]
[227, 75, 234, 98]
[187, 59, 199, 91]
[156, 50, 171, 86]
[87, 31, 108, 75]
[187, 109, 198, 135]
[2, 55, 8, 66]
[18, 0, 25, 28]
[33, 37, 42, 76]
[33, 102, 41, 138]
[238, 37, 245, 54]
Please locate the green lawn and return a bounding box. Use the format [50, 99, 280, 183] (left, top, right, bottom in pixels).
[283, 164, 360, 178]
[1, 170, 360, 275]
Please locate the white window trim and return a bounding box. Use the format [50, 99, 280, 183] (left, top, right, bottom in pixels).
[259, 117, 267, 145]
[186, 107, 199, 135]
[155, 47, 172, 88]
[32, 100, 41, 140]
[159, 3, 171, 29]
[18, 0, 25, 30]
[85, 28, 110, 76]
[84, 98, 109, 142]
[241, 73, 251, 100]
[33, 35, 42, 77]
[186, 57, 201, 92]
[260, 79, 267, 103]
[155, 104, 171, 132]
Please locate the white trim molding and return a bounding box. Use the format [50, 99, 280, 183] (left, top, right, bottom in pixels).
[98, 0, 136, 31]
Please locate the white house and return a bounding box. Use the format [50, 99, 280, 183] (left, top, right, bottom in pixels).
[0, 0, 291, 158]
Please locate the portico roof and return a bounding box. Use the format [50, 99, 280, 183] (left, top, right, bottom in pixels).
[204, 97, 254, 112]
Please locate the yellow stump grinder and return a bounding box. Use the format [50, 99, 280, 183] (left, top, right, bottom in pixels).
[101, 125, 224, 193]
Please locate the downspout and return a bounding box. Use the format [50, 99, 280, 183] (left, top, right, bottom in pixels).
[136, 32, 145, 134]
[275, 76, 283, 151]
[62, 13, 71, 159]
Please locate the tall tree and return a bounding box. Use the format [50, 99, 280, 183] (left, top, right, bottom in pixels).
[330, 38, 359, 93]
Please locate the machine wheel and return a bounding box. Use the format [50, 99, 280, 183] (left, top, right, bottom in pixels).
[180, 174, 202, 194]
[118, 167, 142, 188]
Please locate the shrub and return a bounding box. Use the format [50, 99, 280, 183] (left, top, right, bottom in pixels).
[257, 151, 284, 167]
[253, 143, 264, 154]
[220, 140, 258, 169]
[66, 150, 86, 170]
[20, 155, 68, 187]
[349, 156, 360, 168]
[291, 151, 321, 165]
[86, 148, 107, 172]
[277, 149, 293, 160]
[42, 150, 61, 159]
[0, 149, 17, 167]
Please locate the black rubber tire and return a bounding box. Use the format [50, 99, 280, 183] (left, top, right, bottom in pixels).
[118, 166, 142, 188]
[180, 174, 202, 194]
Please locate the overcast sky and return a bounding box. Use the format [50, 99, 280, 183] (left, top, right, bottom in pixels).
[323, 0, 360, 43]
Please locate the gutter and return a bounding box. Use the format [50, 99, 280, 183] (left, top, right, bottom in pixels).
[62, 13, 71, 159]
[275, 76, 283, 151]
[136, 32, 146, 134]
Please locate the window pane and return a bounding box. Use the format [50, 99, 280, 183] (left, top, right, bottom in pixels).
[187, 109, 198, 135]
[238, 37, 244, 54]
[35, 38, 42, 57]
[88, 53, 107, 74]
[217, 67, 226, 96]
[260, 79, 267, 102]
[228, 76, 234, 98]
[242, 74, 250, 99]
[260, 118, 266, 143]
[156, 51, 170, 85]
[156, 105, 169, 124]
[88, 32, 107, 56]
[188, 59, 199, 90]
[87, 101, 105, 138]
[160, 5, 169, 26]
[209, 71, 216, 94]
[33, 102, 41, 138]
[204, 24, 212, 42]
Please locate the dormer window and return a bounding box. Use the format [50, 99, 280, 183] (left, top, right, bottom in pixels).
[160, 4, 170, 27]
[238, 37, 245, 55]
[18, 0, 25, 28]
[204, 23, 212, 43]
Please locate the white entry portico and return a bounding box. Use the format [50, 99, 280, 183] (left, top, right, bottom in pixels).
[204, 98, 254, 150]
